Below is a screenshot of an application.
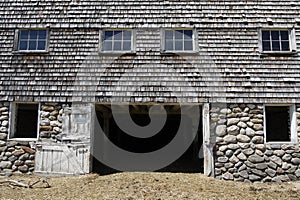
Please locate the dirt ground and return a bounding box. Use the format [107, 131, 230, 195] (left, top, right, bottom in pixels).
[0, 172, 300, 200]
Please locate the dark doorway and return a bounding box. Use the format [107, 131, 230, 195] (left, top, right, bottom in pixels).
[92, 104, 203, 175]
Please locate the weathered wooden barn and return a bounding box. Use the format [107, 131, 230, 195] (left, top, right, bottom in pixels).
[1, 0, 300, 182]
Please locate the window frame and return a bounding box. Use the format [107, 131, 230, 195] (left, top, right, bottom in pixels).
[263, 104, 297, 144]
[259, 27, 297, 54]
[8, 102, 40, 141]
[14, 28, 49, 53]
[99, 29, 136, 54]
[161, 28, 198, 54]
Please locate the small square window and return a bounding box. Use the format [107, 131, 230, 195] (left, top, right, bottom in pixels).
[102, 30, 133, 52]
[265, 105, 297, 143]
[162, 29, 195, 52]
[9, 103, 39, 139]
[18, 29, 48, 51]
[261, 30, 291, 52]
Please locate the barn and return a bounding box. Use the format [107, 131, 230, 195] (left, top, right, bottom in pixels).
[0, 0, 300, 182]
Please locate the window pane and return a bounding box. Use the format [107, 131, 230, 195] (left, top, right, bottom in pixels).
[280, 31, 289, 40]
[20, 30, 29, 39]
[37, 41, 46, 50]
[272, 41, 280, 51]
[271, 31, 279, 40]
[123, 41, 131, 51]
[175, 40, 183, 50]
[113, 41, 122, 50]
[262, 41, 271, 51]
[165, 40, 173, 50]
[165, 30, 173, 39]
[29, 40, 37, 50]
[104, 31, 113, 40]
[114, 31, 122, 40]
[38, 30, 47, 39]
[175, 30, 183, 39]
[103, 41, 112, 51]
[184, 41, 193, 50]
[29, 30, 38, 39]
[262, 30, 270, 41]
[184, 30, 193, 39]
[266, 106, 290, 142]
[281, 41, 290, 51]
[19, 41, 28, 50]
[123, 31, 131, 40]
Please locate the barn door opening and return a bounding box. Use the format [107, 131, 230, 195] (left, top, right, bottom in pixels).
[92, 104, 203, 174]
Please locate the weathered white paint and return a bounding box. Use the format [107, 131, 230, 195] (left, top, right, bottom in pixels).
[203, 103, 214, 177]
[34, 143, 90, 175]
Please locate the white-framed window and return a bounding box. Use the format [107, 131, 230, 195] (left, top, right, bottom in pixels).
[100, 30, 135, 53]
[264, 105, 297, 143]
[17, 29, 48, 51]
[161, 29, 197, 53]
[9, 103, 39, 140]
[259, 28, 296, 53]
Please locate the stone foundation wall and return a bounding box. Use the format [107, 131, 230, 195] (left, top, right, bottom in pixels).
[212, 103, 300, 182]
[39, 103, 65, 142]
[0, 102, 35, 175]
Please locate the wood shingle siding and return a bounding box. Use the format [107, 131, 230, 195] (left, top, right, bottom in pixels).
[0, 0, 300, 103]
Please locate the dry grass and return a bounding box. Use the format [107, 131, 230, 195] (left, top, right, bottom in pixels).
[0, 172, 300, 200]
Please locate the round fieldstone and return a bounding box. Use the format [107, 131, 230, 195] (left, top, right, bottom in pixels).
[227, 125, 239, 135]
[270, 155, 282, 166]
[291, 158, 300, 165]
[18, 165, 29, 173]
[41, 105, 55, 111]
[40, 111, 50, 118]
[248, 154, 264, 163]
[242, 148, 254, 156]
[246, 121, 254, 127]
[40, 118, 50, 126]
[0, 127, 7, 132]
[50, 110, 59, 116]
[219, 145, 228, 152]
[0, 116, 8, 121]
[24, 160, 35, 167]
[224, 135, 237, 143]
[249, 174, 261, 181]
[255, 144, 266, 152]
[0, 140, 6, 147]
[273, 150, 285, 157]
[237, 121, 247, 128]
[12, 149, 25, 156]
[240, 117, 250, 122]
[222, 172, 234, 180]
[217, 156, 229, 163]
[237, 153, 247, 161]
[250, 118, 263, 123]
[225, 150, 233, 157]
[19, 153, 29, 161]
[0, 133, 7, 140]
[14, 160, 24, 166]
[295, 169, 300, 177]
[0, 161, 12, 169]
[237, 135, 250, 143]
[245, 127, 255, 137]
[228, 144, 239, 150]
[251, 136, 263, 144]
[255, 163, 268, 170]
[266, 168, 276, 177]
[227, 118, 240, 126]
[229, 155, 239, 164]
[282, 154, 292, 162]
[1, 120, 8, 127]
[216, 125, 227, 136]
[253, 124, 263, 131]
